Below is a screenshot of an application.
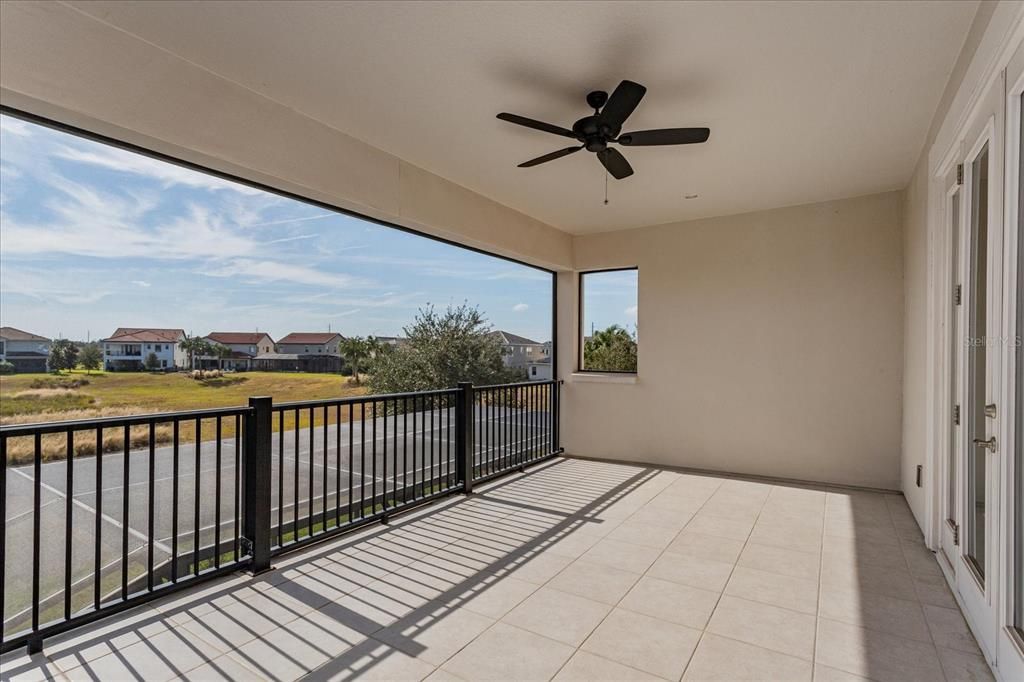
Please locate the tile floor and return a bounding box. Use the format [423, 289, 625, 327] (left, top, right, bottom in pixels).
[0, 457, 993, 681]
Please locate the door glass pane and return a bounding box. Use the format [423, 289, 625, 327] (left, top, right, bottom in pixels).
[949, 190, 960, 525]
[967, 143, 989, 579]
[1016, 92, 1023, 630]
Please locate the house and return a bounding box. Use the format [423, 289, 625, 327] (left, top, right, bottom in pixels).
[5, 2, 1024, 680]
[101, 328, 186, 371]
[256, 332, 344, 372]
[526, 357, 552, 381]
[0, 326, 51, 373]
[275, 332, 343, 355]
[198, 331, 275, 370]
[488, 330, 549, 371]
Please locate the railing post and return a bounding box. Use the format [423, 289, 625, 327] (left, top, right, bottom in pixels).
[244, 396, 273, 574]
[455, 382, 475, 494]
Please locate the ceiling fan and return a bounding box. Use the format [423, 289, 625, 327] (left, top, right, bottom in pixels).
[497, 80, 710, 180]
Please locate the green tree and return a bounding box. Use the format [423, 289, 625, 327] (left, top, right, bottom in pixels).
[144, 351, 160, 371]
[368, 304, 517, 394]
[48, 339, 79, 373]
[340, 336, 371, 384]
[211, 343, 232, 370]
[179, 337, 213, 370]
[583, 325, 637, 372]
[78, 343, 103, 374]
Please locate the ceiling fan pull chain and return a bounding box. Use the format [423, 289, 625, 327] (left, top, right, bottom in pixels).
[604, 171, 609, 205]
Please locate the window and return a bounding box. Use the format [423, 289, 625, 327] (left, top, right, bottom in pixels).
[155, 344, 162, 352]
[579, 268, 638, 373]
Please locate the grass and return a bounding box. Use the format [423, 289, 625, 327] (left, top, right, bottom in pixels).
[1, 371, 369, 464]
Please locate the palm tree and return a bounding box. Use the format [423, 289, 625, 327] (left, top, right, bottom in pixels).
[340, 336, 370, 384]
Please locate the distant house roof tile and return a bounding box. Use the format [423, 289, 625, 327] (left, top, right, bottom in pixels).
[277, 332, 343, 345]
[205, 332, 274, 345]
[104, 328, 185, 343]
[489, 330, 541, 346]
[0, 326, 51, 342]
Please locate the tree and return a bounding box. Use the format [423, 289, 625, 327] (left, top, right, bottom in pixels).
[368, 303, 518, 394]
[179, 336, 213, 370]
[583, 325, 637, 372]
[340, 336, 371, 384]
[211, 343, 232, 370]
[48, 339, 79, 373]
[78, 343, 103, 374]
[144, 352, 160, 371]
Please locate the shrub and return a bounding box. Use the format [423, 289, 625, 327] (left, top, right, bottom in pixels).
[0, 361, 15, 375]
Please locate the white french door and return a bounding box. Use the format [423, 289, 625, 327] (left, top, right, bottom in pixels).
[949, 63, 1005, 660]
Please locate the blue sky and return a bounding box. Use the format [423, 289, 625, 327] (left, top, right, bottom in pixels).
[0, 114, 569, 343]
[581, 269, 638, 338]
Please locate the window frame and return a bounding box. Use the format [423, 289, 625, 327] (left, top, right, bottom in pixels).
[0, 105, 559, 379]
[577, 266, 638, 375]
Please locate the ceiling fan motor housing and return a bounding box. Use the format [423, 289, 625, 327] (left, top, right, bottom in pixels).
[573, 115, 618, 152]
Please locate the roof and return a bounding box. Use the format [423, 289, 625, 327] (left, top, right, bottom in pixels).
[0, 326, 50, 342]
[489, 330, 541, 346]
[529, 358, 551, 365]
[104, 328, 185, 343]
[204, 332, 274, 345]
[277, 332, 343, 345]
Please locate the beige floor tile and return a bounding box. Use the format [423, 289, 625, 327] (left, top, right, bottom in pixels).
[819, 586, 931, 642]
[607, 520, 681, 549]
[705, 596, 816, 660]
[547, 559, 642, 604]
[912, 573, 959, 610]
[923, 604, 983, 654]
[1, 652, 69, 682]
[581, 607, 700, 680]
[646, 552, 735, 592]
[724, 566, 818, 614]
[748, 523, 822, 554]
[553, 651, 663, 681]
[65, 628, 223, 682]
[619, 576, 720, 629]
[180, 653, 270, 681]
[444, 573, 538, 618]
[681, 633, 812, 681]
[373, 602, 495, 665]
[737, 542, 820, 581]
[503, 549, 575, 584]
[441, 622, 574, 681]
[546, 530, 605, 559]
[936, 646, 995, 681]
[815, 617, 945, 682]
[580, 538, 662, 574]
[686, 513, 755, 541]
[821, 537, 908, 572]
[811, 663, 871, 681]
[666, 530, 744, 565]
[306, 638, 438, 681]
[627, 504, 695, 530]
[902, 543, 943, 577]
[502, 586, 612, 646]
[820, 554, 916, 600]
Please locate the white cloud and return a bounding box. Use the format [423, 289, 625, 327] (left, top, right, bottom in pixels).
[131, 280, 152, 288]
[55, 144, 265, 195]
[625, 305, 638, 318]
[513, 303, 529, 312]
[200, 258, 376, 290]
[0, 117, 32, 137]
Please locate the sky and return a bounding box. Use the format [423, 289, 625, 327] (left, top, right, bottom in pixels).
[581, 269, 638, 338]
[0, 114, 571, 343]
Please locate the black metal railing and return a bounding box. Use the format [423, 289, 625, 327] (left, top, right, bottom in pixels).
[0, 380, 561, 653]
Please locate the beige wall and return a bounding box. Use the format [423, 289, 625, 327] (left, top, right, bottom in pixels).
[562, 192, 905, 489]
[0, 1, 572, 272]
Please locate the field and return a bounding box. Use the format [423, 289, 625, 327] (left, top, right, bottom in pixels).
[0, 371, 369, 463]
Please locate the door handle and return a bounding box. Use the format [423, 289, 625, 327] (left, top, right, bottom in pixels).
[973, 437, 997, 452]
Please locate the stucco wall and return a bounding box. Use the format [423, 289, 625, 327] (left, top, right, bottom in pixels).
[561, 192, 905, 489]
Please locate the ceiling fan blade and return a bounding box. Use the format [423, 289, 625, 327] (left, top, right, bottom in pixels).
[497, 113, 576, 138]
[597, 148, 634, 179]
[598, 80, 646, 128]
[518, 146, 583, 168]
[618, 127, 710, 146]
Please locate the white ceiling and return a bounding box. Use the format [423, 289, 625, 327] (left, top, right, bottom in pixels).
[66, 0, 978, 235]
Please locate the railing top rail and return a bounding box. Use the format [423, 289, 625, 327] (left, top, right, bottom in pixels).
[272, 386, 458, 410]
[0, 405, 254, 437]
[475, 379, 559, 390]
